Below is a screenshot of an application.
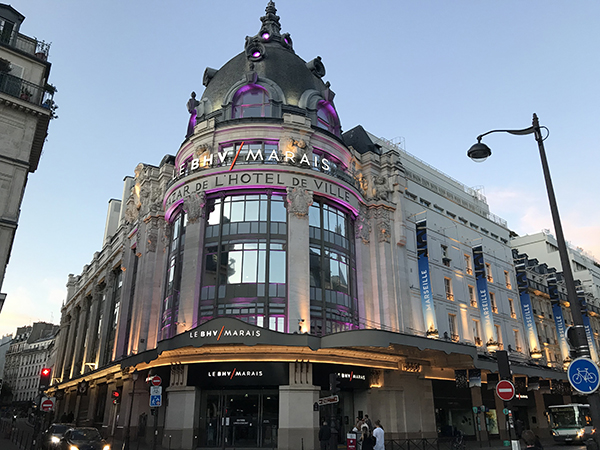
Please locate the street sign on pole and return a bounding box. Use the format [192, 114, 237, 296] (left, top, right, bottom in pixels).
[496, 380, 515, 401]
[568, 357, 600, 394]
[150, 386, 162, 396]
[150, 375, 162, 387]
[150, 394, 162, 407]
[41, 398, 54, 412]
[317, 395, 339, 406]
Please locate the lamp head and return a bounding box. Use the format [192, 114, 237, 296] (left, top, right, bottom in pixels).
[132, 370, 139, 381]
[467, 141, 492, 162]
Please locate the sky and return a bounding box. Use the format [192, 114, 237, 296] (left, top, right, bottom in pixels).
[1, 0, 599, 337]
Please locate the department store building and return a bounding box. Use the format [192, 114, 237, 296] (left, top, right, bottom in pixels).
[49, 3, 587, 449]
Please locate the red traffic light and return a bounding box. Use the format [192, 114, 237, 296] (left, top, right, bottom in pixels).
[41, 368, 51, 376]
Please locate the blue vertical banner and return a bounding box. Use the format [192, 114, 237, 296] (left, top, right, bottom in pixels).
[547, 275, 570, 361]
[472, 245, 495, 345]
[514, 262, 541, 355]
[416, 220, 438, 337]
[577, 287, 599, 363]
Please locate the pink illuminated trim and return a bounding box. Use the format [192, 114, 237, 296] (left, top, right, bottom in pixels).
[262, 32, 270, 40]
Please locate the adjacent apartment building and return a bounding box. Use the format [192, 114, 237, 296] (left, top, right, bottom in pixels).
[0, 3, 55, 307]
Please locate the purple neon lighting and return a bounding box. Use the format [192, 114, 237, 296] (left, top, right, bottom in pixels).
[253, 51, 261, 58]
[284, 37, 289, 44]
[163, 168, 362, 220]
[262, 32, 270, 40]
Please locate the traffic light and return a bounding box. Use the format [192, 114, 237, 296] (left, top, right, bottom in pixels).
[329, 373, 341, 394]
[112, 389, 121, 405]
[39, 368, 51, 390]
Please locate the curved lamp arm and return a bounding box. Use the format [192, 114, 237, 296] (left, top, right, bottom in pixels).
[476, 126, 535, 142]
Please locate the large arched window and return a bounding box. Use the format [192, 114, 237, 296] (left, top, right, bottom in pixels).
[200, 193, 288, 331]
[232, 85, 271, 118]
[316, 101, 340, 135]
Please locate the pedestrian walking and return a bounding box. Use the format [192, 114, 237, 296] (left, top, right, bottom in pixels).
[373, 420, 384, 450]
[319, 420, 331, 450]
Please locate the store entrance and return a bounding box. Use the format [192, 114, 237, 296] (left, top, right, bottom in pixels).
[202, 390, 278, 448]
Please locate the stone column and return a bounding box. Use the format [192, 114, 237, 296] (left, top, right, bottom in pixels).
[96, 270, 117, 368]
[116, 245, 137, 358]
[278, 362, 320, 450]
[72, 297, 91, 377]
[83, 284, 102, 372]
[471, 386, 489, 441]
[354, 205, 372, 327]
[178, 192, 206, 333]
[63, 308, 80, 380]
[163, 364, 199, 449]
[285, 187, 312, 333]
[494, 389, 509, 441]
[54, 316, 71, 382]
[533, 389, 550, 438]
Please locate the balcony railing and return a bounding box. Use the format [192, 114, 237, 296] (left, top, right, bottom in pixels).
[0, 71, 48, 106]
[0, 30, 50, 60]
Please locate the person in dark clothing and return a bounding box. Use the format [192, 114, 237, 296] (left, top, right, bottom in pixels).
[522, 430, 543, 450]
[319, 421, 332, 450]
[360, 424, 376, 450]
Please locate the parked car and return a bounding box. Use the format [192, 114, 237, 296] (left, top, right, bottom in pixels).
[41, 423, 75, 449]
[58, 427, 109, 450]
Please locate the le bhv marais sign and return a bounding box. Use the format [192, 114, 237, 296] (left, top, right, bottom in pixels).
[165, 169, 361, 212]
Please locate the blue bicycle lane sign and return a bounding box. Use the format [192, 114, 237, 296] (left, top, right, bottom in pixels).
[568, 357, 600, 394]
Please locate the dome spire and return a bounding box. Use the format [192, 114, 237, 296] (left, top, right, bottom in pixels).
[260, 1, 281, 38]
[245, 1, 294, 61]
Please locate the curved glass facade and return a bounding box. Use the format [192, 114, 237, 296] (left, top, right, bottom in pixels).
[309, 200, 358, 335]
[200, 193, 288, 330]
[161, 210, 187, 340]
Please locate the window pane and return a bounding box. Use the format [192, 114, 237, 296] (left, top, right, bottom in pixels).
[309, 204, 320, 228]
[230, 200, 244, 222]
[269, 251, 286, 283]
[258, 251, 266, 283]
[242, 250, 258, 283]
[245, 199, 259, 221]
[271, 197, 286, 222]
[228, 251, 242, 284]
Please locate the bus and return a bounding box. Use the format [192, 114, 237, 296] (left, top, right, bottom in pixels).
[548, 404, 594, 443]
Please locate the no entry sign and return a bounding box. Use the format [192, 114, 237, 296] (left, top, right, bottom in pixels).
[150, 375, 162, 387]
[41, 398, 54, 412]
[496, 380, 515, 401]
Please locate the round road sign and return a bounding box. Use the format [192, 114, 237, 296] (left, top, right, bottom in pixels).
[41, 398, 54, 412]
[151, 375, 162, 387]
[496, 380, 515, 401]
[568, 357, 600, 394]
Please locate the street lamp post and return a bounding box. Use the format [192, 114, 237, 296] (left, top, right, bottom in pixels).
[468, 113, 600, 445]
[123, 370, 139, 450]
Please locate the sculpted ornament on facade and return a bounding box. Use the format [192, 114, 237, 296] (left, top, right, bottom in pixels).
[354, 204, 371, 244]
[146, 218, 159, 253]
[183, 192, 207, 224]
[123, 197, 139, 225]
[373, 208, 392, 243]
[194, 144, 212, 160]
[285, 187, 313, 217]
[371, 175, 391, 202]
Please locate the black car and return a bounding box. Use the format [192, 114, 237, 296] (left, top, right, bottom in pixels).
[58, 427, 110, 450]
[41, 423, 75, 449]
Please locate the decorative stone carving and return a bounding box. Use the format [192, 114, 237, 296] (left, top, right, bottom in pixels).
[146, 219, 159, 253]
[183, 192, 206, 224]
[124, 197, 139, 225]
[373, 208, 391, 243]
[354, 204, 371, 244]
[371, 175, 391, 202]
[162, 222, 172, 251]
[194, 144, 212, 160]
[285, 187, 313, 217]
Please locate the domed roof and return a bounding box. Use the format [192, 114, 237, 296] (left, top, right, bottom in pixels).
[198, 2, 334, 119]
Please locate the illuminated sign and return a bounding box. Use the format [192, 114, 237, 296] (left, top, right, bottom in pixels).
[177, 147, 331, 177]
[189, 325, 261, 340]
